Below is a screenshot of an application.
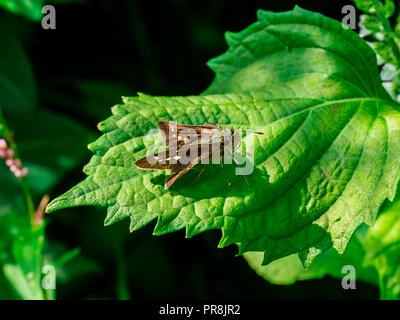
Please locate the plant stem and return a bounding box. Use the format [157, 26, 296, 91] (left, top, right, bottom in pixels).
[0, 108, 36, 229]
[115, 243, 131, 300]
[7, 131, 36, 228]
[19, 175, 36, 228]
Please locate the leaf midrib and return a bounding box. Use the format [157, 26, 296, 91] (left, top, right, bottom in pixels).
[109, 97, 397, 140]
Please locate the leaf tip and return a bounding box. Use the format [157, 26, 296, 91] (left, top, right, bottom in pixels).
[97, 121, 106, 131]
[224, 31, 240, 46]
[45, 198, 62, 214]
[137, 92, 150, 98]
[121, 96, 130, 104]
[217, 237, 229, 248]
[293, 4, 306, 13]
[256, 9, 269, 23]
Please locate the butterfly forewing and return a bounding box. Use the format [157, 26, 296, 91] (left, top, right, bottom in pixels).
[134, 148, 179, 171]
[164, 145, 211, 189]
[158, 121, 221, 147]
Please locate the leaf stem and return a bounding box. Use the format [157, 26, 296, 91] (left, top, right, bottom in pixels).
[115, 243, 131, 300]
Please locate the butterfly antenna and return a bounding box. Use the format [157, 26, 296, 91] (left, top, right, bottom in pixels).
[192, 166, 206, 185]
[243, 175, 250, 186]
[231, 153, 251, 186]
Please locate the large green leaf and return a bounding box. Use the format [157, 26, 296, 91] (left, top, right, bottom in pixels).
[47, 7, 400, 267]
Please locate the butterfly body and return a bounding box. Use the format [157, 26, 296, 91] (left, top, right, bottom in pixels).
[135, 121, 260, 189]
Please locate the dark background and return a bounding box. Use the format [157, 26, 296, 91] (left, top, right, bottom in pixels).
[5, 0, 380, 299]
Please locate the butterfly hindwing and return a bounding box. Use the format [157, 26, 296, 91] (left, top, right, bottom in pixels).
[165, 146, 211, 189]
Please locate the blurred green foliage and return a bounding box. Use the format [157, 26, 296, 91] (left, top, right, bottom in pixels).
[0, 0, 86, 21]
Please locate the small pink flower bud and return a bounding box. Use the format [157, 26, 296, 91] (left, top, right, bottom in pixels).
[14, 169, 22, 177]
[14, 159, 21, 168]
[6, 149, 14, 159]
[10, 165, 18, 173]
[21, 167, 28, 176]
[35, 213, 43, 225]
[0, 139, 7, 150]
[0, 150, 5, 158]
[5, 159, 13, 166]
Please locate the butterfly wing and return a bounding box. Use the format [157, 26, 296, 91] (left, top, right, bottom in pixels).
[158, 121, 220, 148]
[134, 148, 179, 170]
[136, 122, 226, 189]
[164, 145, 210, 189]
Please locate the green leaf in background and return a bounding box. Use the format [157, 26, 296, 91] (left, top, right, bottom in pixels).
[0, 107, 7, 138]
[42, 80, 135, 122]
[47, 7, 400, 268]
[43, 242, 102, 288]
[10, 110, 95, 194]
[0, 31, 36, 114]
[362, 194, 400, 299]
[356, 0, 400, 102]
[0, 0, 87, 21]
[0, 0, 43, 21]
[244, 230, 378, 286]
[359, 14, 382, 37]
[245, 193, 400, 300]
[2, 219, 45, 300]
[0, 109, 95, 208]
[354, 0, 395, 17]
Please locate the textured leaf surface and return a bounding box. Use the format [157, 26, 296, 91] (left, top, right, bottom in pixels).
[47, 7, 400, 266]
